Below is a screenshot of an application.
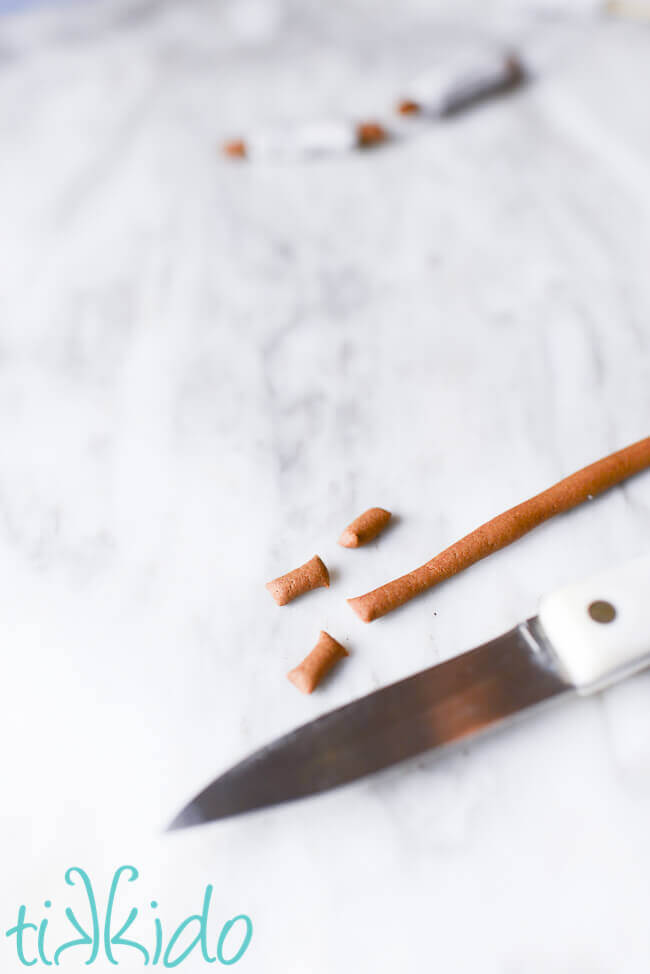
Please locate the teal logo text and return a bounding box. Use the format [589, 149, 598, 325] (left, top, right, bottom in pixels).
[6, 866, 253, 967]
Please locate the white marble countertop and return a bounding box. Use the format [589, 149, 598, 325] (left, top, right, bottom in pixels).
[1, 1, 650, 970]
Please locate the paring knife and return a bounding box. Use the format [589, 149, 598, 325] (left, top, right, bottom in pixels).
[169, 554, 650, 830]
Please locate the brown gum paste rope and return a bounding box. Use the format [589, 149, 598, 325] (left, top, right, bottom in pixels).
[347, 436, 650, 623]
[339, 507, 392, 548]
[266, 554, 329, 606]
[287, 631, 349, 694]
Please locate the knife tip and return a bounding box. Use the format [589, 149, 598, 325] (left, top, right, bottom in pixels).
[165, 802, 205, 833]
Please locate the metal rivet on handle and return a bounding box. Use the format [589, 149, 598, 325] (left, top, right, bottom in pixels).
[588, 600, 617, 624]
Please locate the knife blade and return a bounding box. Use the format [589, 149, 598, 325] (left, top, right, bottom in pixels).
[169, 553, 650, 830]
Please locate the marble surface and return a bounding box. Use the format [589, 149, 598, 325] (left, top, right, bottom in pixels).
[1, 0, 650, 970]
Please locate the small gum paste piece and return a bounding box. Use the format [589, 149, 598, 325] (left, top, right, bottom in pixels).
[338, 507, 392, 548]
[287, 631, 349, 694]
[396, 99, 421, 115]
[222, 138, 247, 158]
[266, 555, 330, 606]
[356, 121, 388, 148]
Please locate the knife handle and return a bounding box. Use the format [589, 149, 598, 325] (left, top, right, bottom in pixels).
[538, 553, 650, 694]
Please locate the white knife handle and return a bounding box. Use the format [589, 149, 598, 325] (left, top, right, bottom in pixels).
[539, 553, 650, 695]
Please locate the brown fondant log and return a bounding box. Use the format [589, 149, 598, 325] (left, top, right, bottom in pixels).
[338, 507, 392, 548]
[348, 436, 650, 623]
[266, 555, 329, 606]
[287, 631, 348, 694]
